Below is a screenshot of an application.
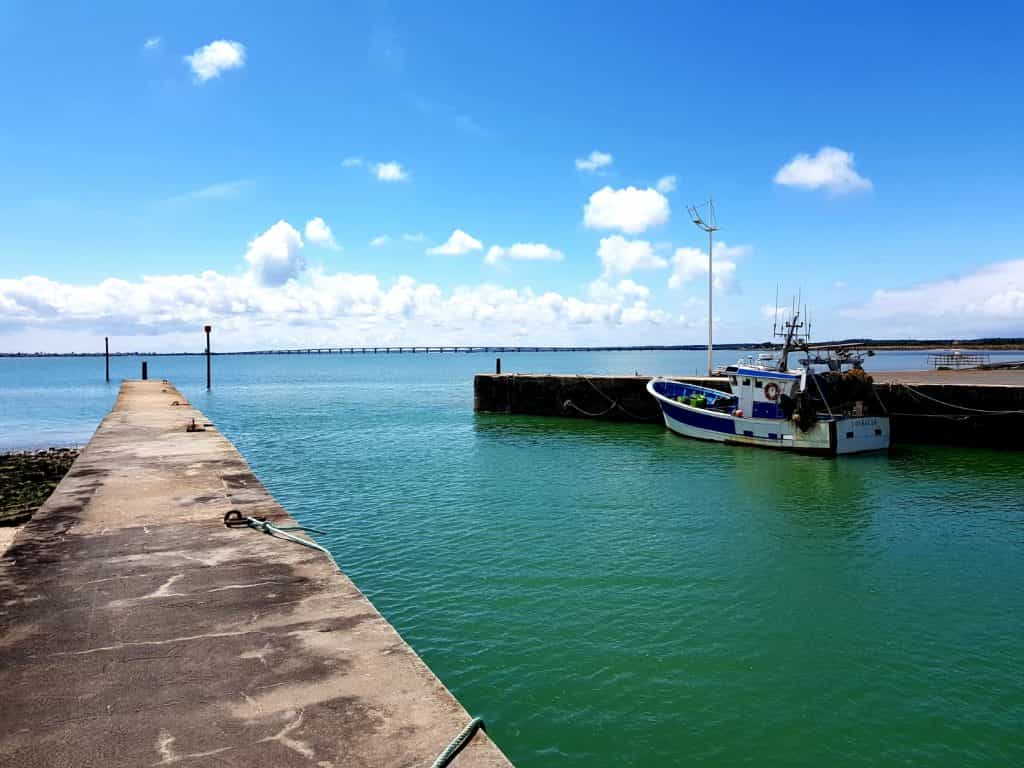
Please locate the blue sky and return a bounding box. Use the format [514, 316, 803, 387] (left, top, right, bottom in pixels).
[1, 1, 1022, 351]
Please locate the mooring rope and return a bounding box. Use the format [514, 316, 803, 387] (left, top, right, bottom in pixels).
[896, 383, 1024, 415]
[223, 510, 340, 572]
[430, 717, 486, 768]
[871, 385, 890, 416]
[574, 374, 647, 420]
[809, 374, 834, 418]
[223, 512, 489, 764]
[563, 399, 619, 418]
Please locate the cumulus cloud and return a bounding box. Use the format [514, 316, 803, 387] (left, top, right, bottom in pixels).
[427, 229, 483, 256]
[774, 146, 872, 195]
[244, 221, 306, 286]
[668, 242, 750, 293]
[597, 235, 667, 278]
[144, 36, 161, 50]
[761, 304, 791, 320]
[656, 175, 677, 193]
[588, 278, 650, 303]
[0, 269, 679, 351]
[304, 217, 340, 251]
[584, 186, 670, 234]
[840, 259, 1024, 336]
[576, 150, 613, 172]
[370, 235, 390, 247]
[185, 40, 246, 82]
[485, 243, 564, 266]
[374, 161, 409, 182]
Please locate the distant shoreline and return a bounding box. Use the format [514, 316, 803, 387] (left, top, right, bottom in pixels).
[3, 339, 1024, 358]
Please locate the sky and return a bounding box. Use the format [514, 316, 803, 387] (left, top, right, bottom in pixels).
[1, 1, 1023, 352]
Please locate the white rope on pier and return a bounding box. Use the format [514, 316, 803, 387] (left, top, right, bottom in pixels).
[896, 383, 1024, 415]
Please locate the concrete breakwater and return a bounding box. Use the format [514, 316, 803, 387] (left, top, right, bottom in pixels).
[474, 371, 1024, 448]
[0, 380, 512, 767]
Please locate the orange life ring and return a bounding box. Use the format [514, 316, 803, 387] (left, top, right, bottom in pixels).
[764, 382, 781, 401]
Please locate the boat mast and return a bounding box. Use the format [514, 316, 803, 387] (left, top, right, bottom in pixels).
[688, 197, 720, 376]
[776, 301, 804, 373]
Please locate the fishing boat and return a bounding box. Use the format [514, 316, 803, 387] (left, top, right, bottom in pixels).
[647, 310, 890, 456]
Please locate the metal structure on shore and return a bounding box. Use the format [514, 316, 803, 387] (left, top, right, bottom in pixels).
[687, 197, 720, 376]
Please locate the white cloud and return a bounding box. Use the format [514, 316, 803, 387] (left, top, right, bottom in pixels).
[304, 217, 340, 251]
[584, 186, 670, 234]
[402, 233, 425, 242]
[774, 146, 872, 195]
[191, 180, 244, 200]
[576, 150, 613, 172]
[485, 243, 564, 266]
[144, 37, 161, 51]
[840, 259, 1024, 336]
[0, 269, 681, 351]
[427, 229, 483, 256]
[761, 304, 791, 320]
[341, 156, 364, 167]
[833, 280, 848, 289]
[374, 161, 409, 182]
[588, 278, 650, 303]
[370, 235, 390, 247]
[185, 40, 246, 83]
[597, 235, 667, 278]
[668, 242, 750, 293]
[656, 175, 677, 193]
[244, 221, 305, 286]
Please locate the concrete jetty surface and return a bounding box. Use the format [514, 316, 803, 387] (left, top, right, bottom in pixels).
[0, 381, 512, 768]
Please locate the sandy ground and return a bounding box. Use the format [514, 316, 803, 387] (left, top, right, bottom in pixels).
[0, 525, 20, 556]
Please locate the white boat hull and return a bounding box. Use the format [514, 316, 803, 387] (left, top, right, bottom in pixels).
[648, 379, 889, 456]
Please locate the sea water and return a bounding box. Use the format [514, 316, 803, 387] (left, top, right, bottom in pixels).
[1, 351, 1022, 766]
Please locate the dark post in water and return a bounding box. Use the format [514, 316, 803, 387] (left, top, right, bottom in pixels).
[496, 357, 501, 374]
[141, 360, 148, 380]
[105, 337, 110, 382]
[204, 325, 212, 389]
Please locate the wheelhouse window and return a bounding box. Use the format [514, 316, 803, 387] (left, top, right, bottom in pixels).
[742, 378, 750, 386]
[755, 379, 763, 388]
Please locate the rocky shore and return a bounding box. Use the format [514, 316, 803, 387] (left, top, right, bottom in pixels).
[1, 448, 79, 526]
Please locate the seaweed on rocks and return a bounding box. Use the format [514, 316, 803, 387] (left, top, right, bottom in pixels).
[0, 448, 79, 525]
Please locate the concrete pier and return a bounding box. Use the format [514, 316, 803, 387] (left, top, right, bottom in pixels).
[474, 371, 1024, 448]
[0, 381, 512, 767]
[474, 374, 727, 423]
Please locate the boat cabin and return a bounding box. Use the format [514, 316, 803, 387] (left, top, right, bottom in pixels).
[724, 365, 801, 420]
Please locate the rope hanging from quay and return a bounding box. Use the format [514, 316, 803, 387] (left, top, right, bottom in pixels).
[563, 374, 647, 420]
[223, 510, 340, 572]
[896, 383, 1024, 415]
[430, 717, 486, 768]
[224, 509, 489, 766]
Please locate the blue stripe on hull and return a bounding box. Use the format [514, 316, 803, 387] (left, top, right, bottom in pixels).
[659, 400, 736, 435]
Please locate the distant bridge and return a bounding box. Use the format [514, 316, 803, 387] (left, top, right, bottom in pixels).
[234, 345, 721, 355]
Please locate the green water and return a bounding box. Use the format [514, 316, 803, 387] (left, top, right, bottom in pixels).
[2, 353, 1023, 765]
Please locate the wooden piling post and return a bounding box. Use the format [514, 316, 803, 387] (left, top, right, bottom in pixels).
[105, 337, 110, 382]
[204, 325, 212, 389]
[141, 360, 148, 380]
[496, 357, 501, 374]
